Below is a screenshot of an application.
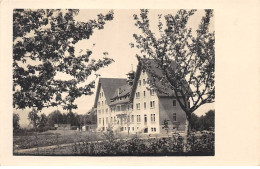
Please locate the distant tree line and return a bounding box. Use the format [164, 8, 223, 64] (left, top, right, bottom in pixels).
[13, 109, 97, 132]
[190, 110, 215, 131]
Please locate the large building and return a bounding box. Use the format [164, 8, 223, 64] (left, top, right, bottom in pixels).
[94, 60, 188, 134]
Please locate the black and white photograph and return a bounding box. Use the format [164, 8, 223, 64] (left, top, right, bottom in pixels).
[12, 9, 215, 156]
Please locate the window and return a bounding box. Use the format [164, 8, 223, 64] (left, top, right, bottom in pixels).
[102, 101, 103, 106]
[110, 117, 113, 122]
[137, 115, 141, 122]
[98, 110, 101, 114]
[136, 92, 140, 99]
[144, 102, 146, 109]
[154, 128, 156, 132]
[150, 89, 155, 96]
[138, 80, 141, 86]
[151, 128, 154, 132]
[99, 118, 101, 124]
[131, 115, 134, 122]
[136, 103, 140, 110]
[114, 117, 116, 122]
[143, 91, 146, 97]
[143, 79, 146, 85]
[116, 105, 121, 112]
[106, 117, 108, 124]
[128, 127, 130, 131]
[150, 101, 155, 108]
[137, 127, 139, 130]
[127, 115, 130, 122]
[173, 100, 177, 106]
[151, 114, 155, 122]
[106, 108, 108, 113]
[173, 113, 177, 121]
[97, 102, 100, 107]
[132, 127, 134, 131]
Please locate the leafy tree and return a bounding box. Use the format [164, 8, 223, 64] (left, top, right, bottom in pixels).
[38, 113, 48, 131]
[13, 113, 20, 131]
[47, 110, 64, 126]
[13, 9, 114, 112]
[28, 108, 40, 130]
[190, 110, 215, 131]
[199, 109, 215, 130]
[190, 113, 200, 131]
[131, 9, 215, 141]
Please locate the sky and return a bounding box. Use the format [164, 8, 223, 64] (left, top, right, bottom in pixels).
[14, 9, 214, 127]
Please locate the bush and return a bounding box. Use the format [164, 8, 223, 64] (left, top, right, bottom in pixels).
[71, 131, 214, 156]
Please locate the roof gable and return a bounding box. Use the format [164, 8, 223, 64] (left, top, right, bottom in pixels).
[94, 78, 127, 107]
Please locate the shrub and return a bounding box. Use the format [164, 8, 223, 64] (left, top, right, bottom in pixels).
[71, 132, 214, 156]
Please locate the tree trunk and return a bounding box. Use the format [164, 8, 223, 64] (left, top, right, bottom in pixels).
[183, 115, 191, 152]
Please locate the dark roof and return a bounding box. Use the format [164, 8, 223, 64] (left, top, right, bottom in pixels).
[130, 59, 190, 102]
[111, 84, 132, 99]
[109, 84, 132, 106]
[94, 78, 127, 108]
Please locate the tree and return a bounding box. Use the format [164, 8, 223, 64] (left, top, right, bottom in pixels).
[47, 110, 64, 126]
[131, 9, 215, 141]
[162, 119, 170, 136]
[38, 113, 48, 131]
[190, 113, 200, 131]
[200, 109, 215, 130]
[13, 9, 114, 112]
[13, 113, 20, 131]
[28, 108, 40, 130]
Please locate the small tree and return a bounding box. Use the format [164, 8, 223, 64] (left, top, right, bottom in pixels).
[28, 108, 40, 130]
[13, 113, 20, 132]
[162, 119, 169, 136]
[131, 9, 215, 144]
[38, 113, 48, 131]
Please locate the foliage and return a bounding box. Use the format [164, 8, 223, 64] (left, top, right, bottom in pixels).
[190, 110, 215, 131]
[28, 108, 40, 129]
[38, 114, 48, 132]
[13, 9, 114, 111]
[130, 9, 215, 134]
[71, 132, 214, 156]
[162, 119, 170, 135]
[47, 110, 96, 127]
[28, 108, 48, 131]
[47, 110, 65, 126]
[13, 113, 20, 131]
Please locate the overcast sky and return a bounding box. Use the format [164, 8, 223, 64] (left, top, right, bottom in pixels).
[14, 9, 214, 127]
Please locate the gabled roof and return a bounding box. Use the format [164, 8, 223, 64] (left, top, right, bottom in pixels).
[129, 59, 190, 102]
[94, 78, 127, 108]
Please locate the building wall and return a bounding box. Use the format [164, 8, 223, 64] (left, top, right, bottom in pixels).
[130, 71, 160, 134]
[96, 86, 111, 131]
[158, 97, 187, 133]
